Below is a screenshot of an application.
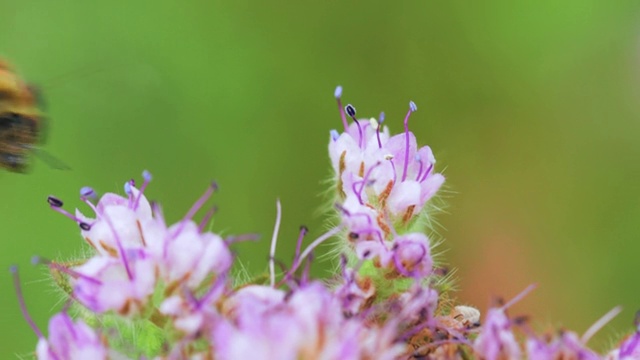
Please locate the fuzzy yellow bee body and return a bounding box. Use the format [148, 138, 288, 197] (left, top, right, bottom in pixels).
[0, 60, 45, 172]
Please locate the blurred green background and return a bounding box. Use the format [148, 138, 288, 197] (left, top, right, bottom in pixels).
[1, 0, 640, 356]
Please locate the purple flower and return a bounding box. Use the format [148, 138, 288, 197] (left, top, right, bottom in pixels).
[526, 331, 600, 360]
[617, 330, 640, 359]
[159, 220, 232, 290]
[390, 233, 433, 278]
[214, 283, 404, 360]
[11, 266, 109, 359]
[36, 312, 108, 360]
[335, 267, 376, 316]
[329, 88, 445, 224]
[160, 279, 225, 337]
[607, 311, 640, 359]
[396, 284, 439, 326]
[74, 177, 156, 256]
[473, 308, 521, 360]
[72, 254, 156, 315]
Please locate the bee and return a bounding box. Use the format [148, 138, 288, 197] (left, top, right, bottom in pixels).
[0, 59, 52, 173]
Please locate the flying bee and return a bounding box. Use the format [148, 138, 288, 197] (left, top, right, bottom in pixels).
[0, 59, 63, 173]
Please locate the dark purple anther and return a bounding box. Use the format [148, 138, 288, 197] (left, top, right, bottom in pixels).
[47, 196, 63, 208]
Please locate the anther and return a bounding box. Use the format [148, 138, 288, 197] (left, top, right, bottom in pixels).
[330, 129, 340, 141]
[345, 104, 363, 148]
[334, 85, 343, 99]
[80, 187, 95, 199]
[31, 255, 49, 265]
[142, 170, 152, 182]
[47, 196, 63, 208]
[79, 222, 92, 231]
[346, 104, 356, 118]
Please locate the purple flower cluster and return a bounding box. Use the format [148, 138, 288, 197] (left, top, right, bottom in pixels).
[11, 86, 640, 359]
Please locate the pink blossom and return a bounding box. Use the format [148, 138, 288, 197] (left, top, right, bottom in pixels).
[473, 308, 521, 360]
[74, 174, 157, 256]
[160, 282, 224, 337]
[335, 267, 376, 316]
[396, 284, 439, 325]
[329, 89, 445, 223]
[36, 312, 108, 360]
[527, 331, 600, 360]
[72, 254, 156, 315]
[390, 233, 433, 278]
[214, 283, 404, 360]
[158, 220, 232, 290]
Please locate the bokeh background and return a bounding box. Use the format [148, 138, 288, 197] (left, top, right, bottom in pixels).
[1, 0, 640, 356]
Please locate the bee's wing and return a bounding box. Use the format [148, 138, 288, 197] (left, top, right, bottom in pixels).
[32, 147, 70, 170]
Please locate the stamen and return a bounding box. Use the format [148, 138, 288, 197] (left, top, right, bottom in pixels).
[197, 206, 218, 233]
[10, 265, 44, 339]
[335, 85, 349, 131]
[353, 162, 381, 205]
[197, 272, 227, 308]
[345, 104, 363, 148]
[300, 253, 313, 285]
[330, 129, 340, 142]
[124, 181, 134, 207]
[339, 254, 349, 278]
[104, 215, 133, 281]
[60, 310, 78, 339]
[133, 170, 152, 211]
[124, 181, 132, 195]
[401, 101, 417, 182]
[376, 111, 385, 148]
[269, 199, 282, 287]
[276, 226, 310, 287]
[32, 256, 86, 280]
[415, 154, 423, 181]
[420, 163, 433, 182]
[581, 306, 622, 344]
[47, 195, 63, 208]
[172, 182, 218, 237]
[294, 225, 308, 262]
[502, 283, 537, 310]
[48, 197, 90, 229]
[386, 154, 398, 184]
[224, 233, 260, 244]
[80, 187, 95, 199]
[79, 187, 99, 214]
[151, 202, 166, 229]
[290, 225, 343, 275]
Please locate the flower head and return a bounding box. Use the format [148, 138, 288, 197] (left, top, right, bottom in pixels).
[329, 89, 444, 228]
